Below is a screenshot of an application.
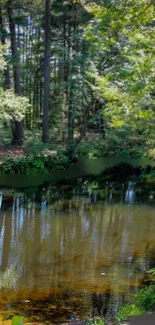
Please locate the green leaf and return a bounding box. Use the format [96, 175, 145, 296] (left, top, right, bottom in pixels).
[2, 311, 14, 322]
[11, 316, 24, 325]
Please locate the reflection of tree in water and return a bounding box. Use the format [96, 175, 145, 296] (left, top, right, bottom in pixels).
[91, 292, 111, 317]
[141, 248, 155, 284]
[0, 195, 19, 290]
[0, 188, 155, 322]
[0, 266, 18, 289]
[0, 196, 13, 272]
[90, 290, 135, 321]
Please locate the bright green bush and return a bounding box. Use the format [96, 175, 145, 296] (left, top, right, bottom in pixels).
[116, 304, 143, 323]
[117, 271, 155, 323]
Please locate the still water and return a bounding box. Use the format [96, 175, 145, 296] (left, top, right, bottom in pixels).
[0, 182, 155, 323]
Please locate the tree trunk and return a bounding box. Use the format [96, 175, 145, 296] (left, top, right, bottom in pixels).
[7, 1, 24, 144]
[42, 0, 51, 143]
[67, 24, 75, 157]
[0, 5, 15, 135]
[67, 4, 78, 158]
[0, 4, 10, 90]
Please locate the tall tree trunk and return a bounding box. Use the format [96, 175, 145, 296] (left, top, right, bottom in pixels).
[1, 196, 13, 272]
[68, 5, 78, 158]
[42, 0, 51, 143]
[0, 4, 15, 135]
[7, 1, 24, 144]
[0, 5, 10, 90]
[67, 25, 75, 157]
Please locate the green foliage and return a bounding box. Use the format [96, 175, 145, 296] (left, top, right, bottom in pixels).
[2, 312, 24, 325]
[0, 154, 71, 175]
[24, 138, 54, 156]
[2, 310, 15, 323]
[0, 88, 30, 122]
[148, 149, 155, 160]
[147, 269, 155, 277]
[77, 141, 94, 157]
[117, 270, 155, 323]
[78, 130, 145, 158]
[11, 316, 24, 325]
[0, 44, 7, 71]
[87, 318, 104, 325]
[0, 124, 12, 147]
[142, 269, 155, 286]
[117, 304, 143, 323]
[23, 186, 38, 197]
[83, 0, 155, 159]
[1, 0, 155, 159]
[136, 286, 155, 312]
[24, 129, 66, 155]
[0, 44, 29, 123]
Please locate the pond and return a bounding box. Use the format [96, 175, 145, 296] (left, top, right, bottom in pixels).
[0, 182, 155, 323]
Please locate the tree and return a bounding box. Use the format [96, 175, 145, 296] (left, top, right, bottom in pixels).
[0, 0, 155, 158]
[42, 0, 51, 143]
[0, 15, 29, 131]
[83, 0, 155, 156]
[7, 0, 24, 144]
[0, 4, 10, 90]
[0, 88, 29, 122]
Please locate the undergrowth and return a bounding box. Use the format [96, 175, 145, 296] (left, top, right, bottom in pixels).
[87, 318, 104, 325]
[117, 269, 155, 323]
[0, 154, 71, 175]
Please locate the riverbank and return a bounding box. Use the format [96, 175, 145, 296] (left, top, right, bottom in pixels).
[1, 313, 154, 325]
[0, 155, 155, 188]
[0, 316, 130, 325]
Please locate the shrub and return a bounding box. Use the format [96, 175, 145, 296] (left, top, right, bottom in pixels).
[117, 270, 155, 323]
[116, 304, 143, 323]
[136, 286, 155, 312]
[0, 154, 71, 175]
[87, 318, 104, 325]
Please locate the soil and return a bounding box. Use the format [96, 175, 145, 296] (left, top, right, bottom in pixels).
[0, 145, 25, 158]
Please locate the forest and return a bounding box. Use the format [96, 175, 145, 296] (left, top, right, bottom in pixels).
[0, 0, 155, 163]
[0, 1, 155, 324]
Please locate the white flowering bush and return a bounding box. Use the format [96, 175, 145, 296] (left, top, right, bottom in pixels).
[0, 88, 30, 121]
[0, 44, 7, 71]
[0, 44, 30, 121]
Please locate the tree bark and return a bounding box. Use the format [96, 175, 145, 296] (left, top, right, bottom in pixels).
[42, 0, 51, 143]
[0, 5, 11, 90]
[67, 4, 78, 158]
[0, 5, 16, 135]
[67, 24, 75, 157]
[7, 1, 24, 144]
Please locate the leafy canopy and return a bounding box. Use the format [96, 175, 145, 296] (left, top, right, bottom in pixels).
[0, 43, 30, 121]
[85, 0, 155, 135]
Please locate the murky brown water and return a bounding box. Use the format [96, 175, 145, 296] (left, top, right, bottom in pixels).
[0, 183, 155, 322]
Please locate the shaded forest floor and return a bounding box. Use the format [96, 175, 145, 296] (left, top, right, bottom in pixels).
[0, 145, 25, 158]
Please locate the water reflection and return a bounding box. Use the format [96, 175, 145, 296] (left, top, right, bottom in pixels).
[0, 184, 155, 322]
[125, 182, 136, 203]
